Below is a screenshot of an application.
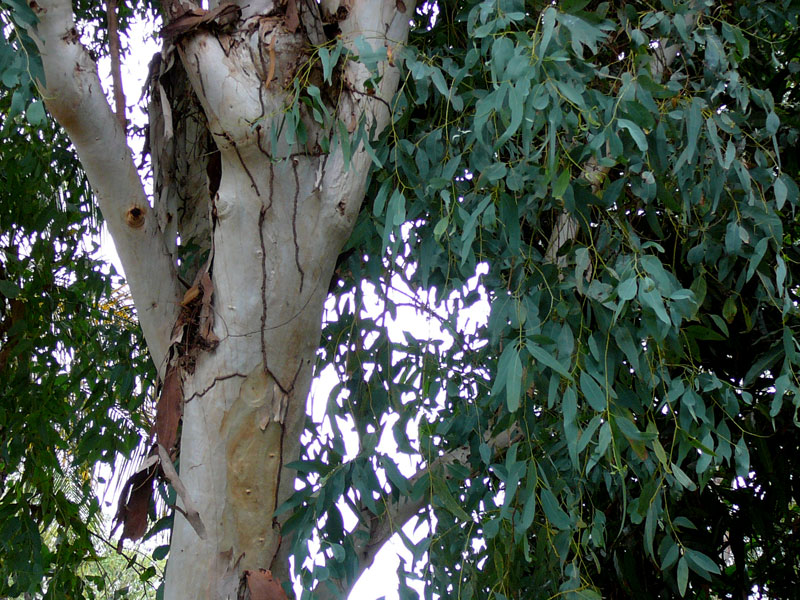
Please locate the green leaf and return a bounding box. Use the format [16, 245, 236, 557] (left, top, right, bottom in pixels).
[380, 455, 410, 495]
[765, 111, 779, 136]
[615, 415, 653, 443]
[774, 175, 787, 209]
[722, 296, 737, 323]
[152, 544, 170, 561]
[579, 371, 606, 412]
[479, 442, 491, 465]
[678, 100, 702, 170]
[677, 555, 689, 596]
[617, 118, 648, 152]
[617, 277, 637, 301]
[770, 374, 790, 417]
[685, 548, 721, 576]
[319, 47, 333, 82]
[431, 68, 449, 98]
[673, 516, 696, 530]
[494, 343, 524, 412]
[496, 80, 527, 148]
[562, 385, 577, 425]
[661, 540, 679, 570]
[538, 7, 557, 58]
[653, 439, 668, 468]
[387, 188, 405, 225]
[556, 13, 609, 57]
[432, 475, 471, 522]
[776, 256, 787, 292]
[554, 79, 585, 108]
[0, 279, 21, 298]
[433, 216, 448, 239]
[670, 463, 696, 491]
[519, 461, 538, 530]
[745, 237, 768, 281]
[540, 488, 570, 530]
[639, 284, 671, 326]
[577, 415, 602, 454]
[306, 85, 331, 125]
[597, 421, 611, 456]
[644, 497, 657, 558]
[553, 169, 570, 199]
[614, 326, 640, 372]
[734, 437, 750, 479]
[26, 100, 46, 127]
[527, 341, 573, 381]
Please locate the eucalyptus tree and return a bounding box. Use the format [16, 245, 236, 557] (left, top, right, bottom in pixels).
[1, 0, 799, 599]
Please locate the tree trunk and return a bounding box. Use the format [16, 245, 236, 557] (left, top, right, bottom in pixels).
[28, 0, 411, 596]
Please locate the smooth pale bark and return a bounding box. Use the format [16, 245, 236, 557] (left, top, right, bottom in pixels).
[29, 0, 182, 372]
[29, 0, 412, 597]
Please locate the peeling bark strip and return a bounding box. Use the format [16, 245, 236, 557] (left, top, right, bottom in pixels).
[111, 458, 157, 550]
[155, 363, 183, 453]
[157, 443, 207, 540]
[114, 254, 219, 545]
[160, 2, 241, 40]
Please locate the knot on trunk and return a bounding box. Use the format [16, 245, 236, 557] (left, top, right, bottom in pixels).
[125, 205, 146, 228]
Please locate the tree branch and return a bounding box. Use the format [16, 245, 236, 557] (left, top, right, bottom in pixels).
[317, 0, 414, 230]
[106, 0, 126, 130]
[28, 0, 182, 373]
[322, 427, 521, 599]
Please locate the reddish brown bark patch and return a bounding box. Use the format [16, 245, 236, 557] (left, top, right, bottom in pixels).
[112, 460, 157, 549]
[244, 569, 288, 600]
[155, 364, 183, 453]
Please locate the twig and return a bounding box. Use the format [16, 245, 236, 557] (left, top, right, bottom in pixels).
[107, 0, 127, 131]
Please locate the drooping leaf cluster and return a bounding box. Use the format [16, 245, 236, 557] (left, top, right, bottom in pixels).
[287, 0, 800, 598]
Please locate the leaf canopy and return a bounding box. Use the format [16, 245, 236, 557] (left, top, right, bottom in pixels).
[292, 0, 800, 598]
[2, 0, 800, 598]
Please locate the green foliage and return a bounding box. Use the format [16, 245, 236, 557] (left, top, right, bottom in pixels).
[0, 24, 161, 600]
[2, 0, 800, 598]
[289, 0, 800, 598]
[0, 1, 45, 126]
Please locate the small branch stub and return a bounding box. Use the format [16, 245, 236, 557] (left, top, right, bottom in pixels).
[126, 205, 146, 228]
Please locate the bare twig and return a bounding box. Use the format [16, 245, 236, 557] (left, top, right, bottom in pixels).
[107, 0, 127, 131]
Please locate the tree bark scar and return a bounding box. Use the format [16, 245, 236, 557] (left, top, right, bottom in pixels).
[291, 159, 305, 293]
[126, 205, 146, 228]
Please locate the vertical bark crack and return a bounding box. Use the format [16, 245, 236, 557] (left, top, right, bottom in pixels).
[291, 158, 305, 293]
[231, 138, 260, 196]
[258, 177, 290, 396]
[271, 417, 286, 556]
